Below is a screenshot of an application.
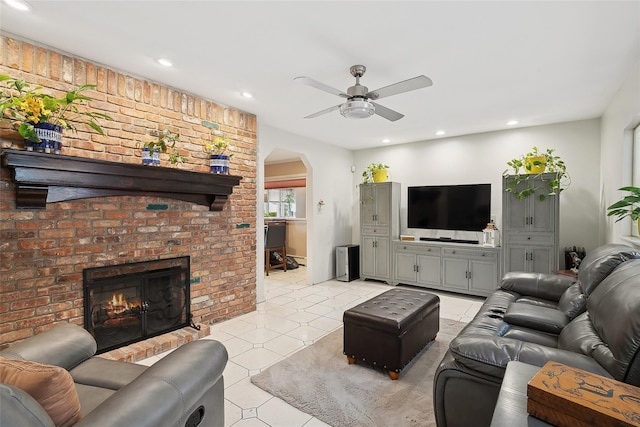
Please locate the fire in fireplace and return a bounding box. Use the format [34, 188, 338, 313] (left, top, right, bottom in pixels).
[83, 256, 192, 353]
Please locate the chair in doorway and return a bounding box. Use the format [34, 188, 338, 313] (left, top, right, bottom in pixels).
[265, 221, 287, 276]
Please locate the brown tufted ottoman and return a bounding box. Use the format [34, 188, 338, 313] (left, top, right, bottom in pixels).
[343, 287, 439, 379]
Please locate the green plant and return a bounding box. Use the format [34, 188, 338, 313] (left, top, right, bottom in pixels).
[503, 146, 570, 200]
[144, 129, 187, 165]
[0, 74, 111, 142]
[362, 162, 389, 183]
[607, 186, 640, 223]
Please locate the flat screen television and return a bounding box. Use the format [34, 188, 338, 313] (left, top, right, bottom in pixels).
[407, 184, 491, 231]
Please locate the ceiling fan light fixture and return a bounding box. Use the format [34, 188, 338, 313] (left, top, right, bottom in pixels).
[340, 100, 375, 119]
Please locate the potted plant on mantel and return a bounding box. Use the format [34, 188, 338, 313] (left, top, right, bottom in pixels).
[607, 186, 640, 234]
[503, 146, 570, 201]
[205, 134, 232, 174]
[142, 129, 187, 166]
[0, 74, 112, 154]
[362, 162, 389, 183]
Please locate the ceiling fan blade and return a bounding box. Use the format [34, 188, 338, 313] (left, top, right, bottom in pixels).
[370, 102, 404, 122]
[294, 76, 349, 98]
[304, 104, 342, 119]
[367, 75, 433, 100]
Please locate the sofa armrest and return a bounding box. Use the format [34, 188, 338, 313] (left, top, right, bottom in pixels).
[0, 383, 55, 427]
[449, 334, 612, 380]
[0, 324, 96, 370]
[76, 339, 228, 427]
[503, 303, 569, 334]
[500, 272, 576, 301]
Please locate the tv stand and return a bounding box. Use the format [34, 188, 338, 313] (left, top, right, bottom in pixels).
[419, 237, 480, 245]
[393, 239, 501, 297]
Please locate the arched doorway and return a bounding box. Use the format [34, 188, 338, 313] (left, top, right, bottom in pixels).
[263, 149, 312, 285]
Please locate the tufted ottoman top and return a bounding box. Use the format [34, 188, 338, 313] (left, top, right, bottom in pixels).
[344, 287, 439, 334]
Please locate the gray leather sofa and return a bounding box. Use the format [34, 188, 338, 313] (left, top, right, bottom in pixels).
[0, 323, 228, 427]
[434, 244, 640, 427]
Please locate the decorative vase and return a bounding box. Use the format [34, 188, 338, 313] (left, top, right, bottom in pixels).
[372, 169, 388, 182]
[141, 148, 161, 166]
[210, 154, 229, 174]
[525, 156, 546, 174]
[29, 122, 63, 154]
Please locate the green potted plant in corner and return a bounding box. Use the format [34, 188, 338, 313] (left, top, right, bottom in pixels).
[142, 129, 186, 166]
[607, 186, 640, 234]
[362, 162, 389, 183]
[503, 146, 570, 200]
[0, 74, 112, 154]
[205, 134, 232, 174]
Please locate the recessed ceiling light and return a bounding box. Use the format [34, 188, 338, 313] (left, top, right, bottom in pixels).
[507, 120, 519, 126]
[156, 58, 173, 67]
[4, 0, 31, 11]
[241, 91, 254, 99]
[382, 138, 391, 143]
[436, 130, 446, 136]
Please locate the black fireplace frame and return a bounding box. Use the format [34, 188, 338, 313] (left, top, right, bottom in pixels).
[83, 256, 191, 354]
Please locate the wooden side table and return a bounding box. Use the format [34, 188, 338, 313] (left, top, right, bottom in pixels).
[553, 269, 578, 279]
[490, 362, 552, 427]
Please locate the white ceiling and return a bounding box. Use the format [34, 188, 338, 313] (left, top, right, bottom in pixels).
[1, 1, 639, 155]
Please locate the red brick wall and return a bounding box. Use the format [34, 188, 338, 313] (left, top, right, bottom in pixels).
[0, 36, 257, 349]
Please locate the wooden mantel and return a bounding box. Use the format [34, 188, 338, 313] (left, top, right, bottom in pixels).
[1, 149, 242, 211]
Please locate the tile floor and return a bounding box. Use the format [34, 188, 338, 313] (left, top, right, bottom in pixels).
[137, 266, 485, 427]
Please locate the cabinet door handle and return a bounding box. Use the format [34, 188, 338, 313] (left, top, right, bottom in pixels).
[525, 217, 529, 225]
[530, 216, 534, 225]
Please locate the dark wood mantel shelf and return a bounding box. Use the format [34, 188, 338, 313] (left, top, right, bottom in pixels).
[1, 149, 242, 211]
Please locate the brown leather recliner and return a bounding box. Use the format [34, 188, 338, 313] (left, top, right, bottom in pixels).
[433, 244, 640, 427]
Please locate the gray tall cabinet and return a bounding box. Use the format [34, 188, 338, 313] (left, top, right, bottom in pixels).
[502, 174, 560, 274]
[359, 182, 400, 283]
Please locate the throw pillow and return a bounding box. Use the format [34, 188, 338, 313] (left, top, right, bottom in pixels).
[0, 357, 82, 427]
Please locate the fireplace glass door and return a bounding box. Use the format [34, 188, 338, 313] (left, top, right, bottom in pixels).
[84, 257, 190, 353]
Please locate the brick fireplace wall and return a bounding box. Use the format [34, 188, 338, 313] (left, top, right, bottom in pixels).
[0, 36, 257, 349]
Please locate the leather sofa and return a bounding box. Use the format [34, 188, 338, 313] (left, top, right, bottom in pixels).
[433, 243, 640, 427]
[0, 323, 228, 427]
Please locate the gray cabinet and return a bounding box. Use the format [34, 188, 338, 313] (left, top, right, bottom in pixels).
[393, 241, 500, 297]
[442, 247, 500, 296]
[360, 182, 400, 282]
[502, 175, 560, 274]
[393, 242, 441, 288]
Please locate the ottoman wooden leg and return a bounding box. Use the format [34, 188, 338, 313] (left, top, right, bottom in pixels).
[347, 356, 357, 365]
[388, 371, 400, 380]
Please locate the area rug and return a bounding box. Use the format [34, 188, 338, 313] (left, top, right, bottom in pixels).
[250, 318, 466, 427]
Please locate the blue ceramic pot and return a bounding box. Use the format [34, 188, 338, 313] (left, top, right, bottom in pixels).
[210, 154, 229, 174]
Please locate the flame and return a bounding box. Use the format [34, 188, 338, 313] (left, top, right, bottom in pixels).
[108, 292, 135, 315]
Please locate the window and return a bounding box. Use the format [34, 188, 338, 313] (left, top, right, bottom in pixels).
[264, 188, 296, 218]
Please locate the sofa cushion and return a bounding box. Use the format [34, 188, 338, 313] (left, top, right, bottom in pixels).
[585, 259, 640, 383]
[501, 272, 574, 301]
[0, 357, 82, 427]
[577, 244, 640, 296]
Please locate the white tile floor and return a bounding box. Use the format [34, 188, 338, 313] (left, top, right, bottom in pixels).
[137, 267, 485, 427]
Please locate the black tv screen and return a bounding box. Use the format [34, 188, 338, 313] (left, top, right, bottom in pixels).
[407, 184, 491, 231]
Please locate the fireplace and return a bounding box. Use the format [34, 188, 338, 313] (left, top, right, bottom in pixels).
[83, 257, 192, 354]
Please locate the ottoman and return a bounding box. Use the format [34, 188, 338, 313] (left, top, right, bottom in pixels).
[343, 287, 440, 379]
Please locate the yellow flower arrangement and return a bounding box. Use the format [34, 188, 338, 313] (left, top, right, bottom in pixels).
[0, 74, 111, 143]
[205, 135, 233, 156]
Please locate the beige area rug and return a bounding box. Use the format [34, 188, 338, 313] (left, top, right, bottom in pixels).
[250, 319, 466, 427]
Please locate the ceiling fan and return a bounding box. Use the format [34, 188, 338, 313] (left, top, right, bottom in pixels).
[294, 65, 432, 122]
